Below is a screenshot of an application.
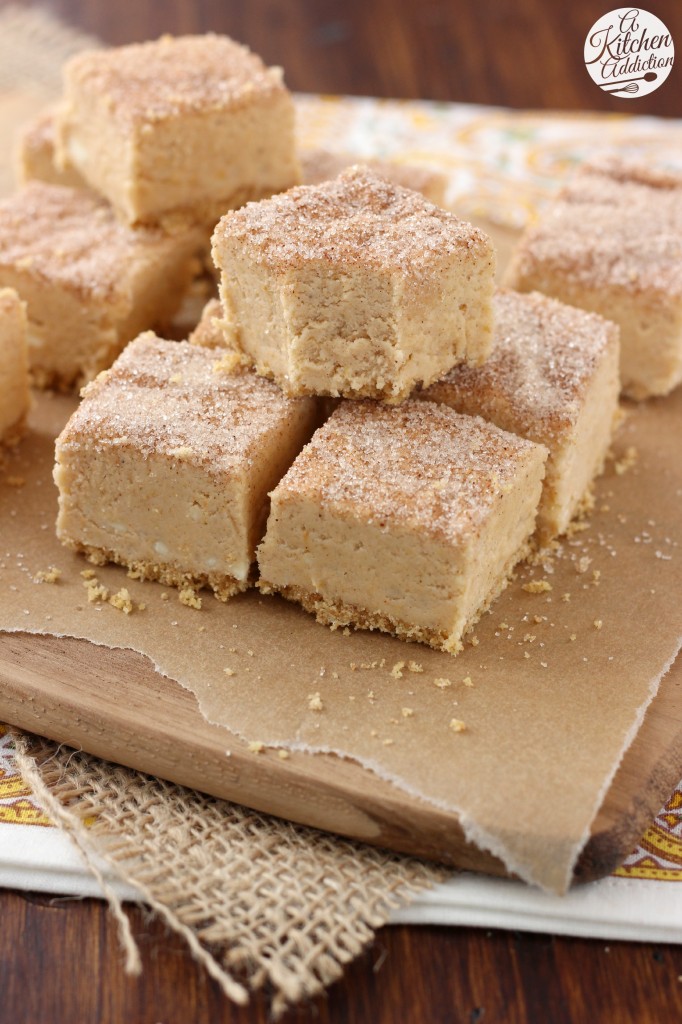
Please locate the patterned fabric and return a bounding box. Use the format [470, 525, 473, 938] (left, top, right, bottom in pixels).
[294, 94, 682, 228]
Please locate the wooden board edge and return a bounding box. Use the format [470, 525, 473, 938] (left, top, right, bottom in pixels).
[1, 632, 680, 885]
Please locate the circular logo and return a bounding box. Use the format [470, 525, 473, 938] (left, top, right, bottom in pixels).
[584, 8, 674, 98]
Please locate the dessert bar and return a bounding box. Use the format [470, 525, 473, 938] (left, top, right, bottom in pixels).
[504, 156, 682, 400]
[54, 333, 319, 598]
[0, 288, 29, 448]
[212, 166, 495, 402]
[57, 34, 300, 226]
[421, 290, 620, 540]
[0, 182, 202, 390]
[258, 400, 548, 653]
[300, 148, 447, 206]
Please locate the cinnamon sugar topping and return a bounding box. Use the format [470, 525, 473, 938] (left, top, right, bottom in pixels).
[212, 166, 491, 277]
[273, 400, 545, 543]
[514, 157, 682, 297]
[423, 290, 618, 438]
[0, 182, 196, 301]
[64, 35, 287, 125]
[59, 333, 314, 472]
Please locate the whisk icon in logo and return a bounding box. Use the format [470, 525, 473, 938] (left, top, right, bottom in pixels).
[584, 8, 674, 97]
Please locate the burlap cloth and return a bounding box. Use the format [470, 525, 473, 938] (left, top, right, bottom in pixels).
[0, 6, 448, 1014]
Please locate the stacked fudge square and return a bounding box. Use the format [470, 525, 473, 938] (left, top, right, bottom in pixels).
[35, 32, 657, 656]
[208, 162, 622, 654]
[3, 34, 298, 393]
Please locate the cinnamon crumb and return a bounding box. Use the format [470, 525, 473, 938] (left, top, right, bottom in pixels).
[223, 667, 235, 677]
[401, 707, 414, 718]
[562, 593, 571, 602]
[576, 556, 592, 574]
[34, 567, 61, 584]
[407, 661, 423, 673]
[449, 718, 467, 733]
[178, 586, 202, 610]
[614, 446, 638, 475]
[570, 633, 577, 641]
[390, 660, 405, 679]
[382, 738, 394, 746]
[160, 592, 169, 601]
[462, 676, 474, 687]
[248, 741, 264, 754]
[80, 569, 97, 579]
[109, 587, 135, 614]
[212, 350, 248, 375]
[468, 634, 480, 647]
[593, 619, 603, 630]
[278, 749, 290, 760]
[522, 580, 552, 593]
[434, 678, 452, 689]
[308, 692, 323, 712]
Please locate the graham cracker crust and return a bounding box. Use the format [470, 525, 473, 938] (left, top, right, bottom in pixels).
[64, 540, 251, 602]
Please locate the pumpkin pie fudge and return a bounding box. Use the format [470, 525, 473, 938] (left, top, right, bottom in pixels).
[54, 333, 319, 599]
[421, 290, 620, 541]
[212, 166, 495, 402]
[257, 400, 547, 653]
[504, 156, 682, 400]
[16, 106, 87, 190]
[300, 148, 447, 206]
[0, 182, 202, 390]
[0, 288, 29, 448]
[189, 298, 229, 349]
[56, 34, 299, 226]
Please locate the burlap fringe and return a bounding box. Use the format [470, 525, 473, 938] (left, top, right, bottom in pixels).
[14, 732, 446, 1016]
[0, 5, 101, 93]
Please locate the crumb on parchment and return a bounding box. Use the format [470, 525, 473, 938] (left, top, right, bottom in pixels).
[614, 446, 638, 475]
[34, 567, 61, 584]
[178, 586, 202, 610]
[449, 718, 467, 733]
[522, 580, 552, 594]
[308, 692, 323, 712]
[109, 587, 135, 614]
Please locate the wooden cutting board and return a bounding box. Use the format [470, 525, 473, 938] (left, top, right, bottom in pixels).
[1, 630, 680, 882]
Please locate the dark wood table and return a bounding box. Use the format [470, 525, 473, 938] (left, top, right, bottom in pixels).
[2, 1, 682, 1021]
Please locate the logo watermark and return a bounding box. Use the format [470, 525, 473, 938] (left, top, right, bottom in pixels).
[584, 8, 674, 97]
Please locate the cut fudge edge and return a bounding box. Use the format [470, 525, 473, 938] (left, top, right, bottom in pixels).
[212, 227, 496, 404]
[257, 410, 548, 654]
[258, 526, 536, 655]
[57, 68, 300, 226]
[0, 287, 30, 446]
[505, 254, 682, 401]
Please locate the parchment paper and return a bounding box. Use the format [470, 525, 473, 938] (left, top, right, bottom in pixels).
[1, 380, 680, 893]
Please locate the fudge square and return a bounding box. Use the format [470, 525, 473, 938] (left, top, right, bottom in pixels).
[56, 34, 300, 226]
[211, 166, 496, 403]
[421, 290, 620, 541]
[16, 106, 87, 191]
[54, 333, 319, 599]
[0, 182, 202, 390]
[504, 156, 682, 400]
[0, 288, 29, 448]
[300, 148, 447, 207]
[257, 401, 548, 653]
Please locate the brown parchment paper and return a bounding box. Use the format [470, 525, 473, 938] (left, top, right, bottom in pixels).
[1, 382, 680, 894]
